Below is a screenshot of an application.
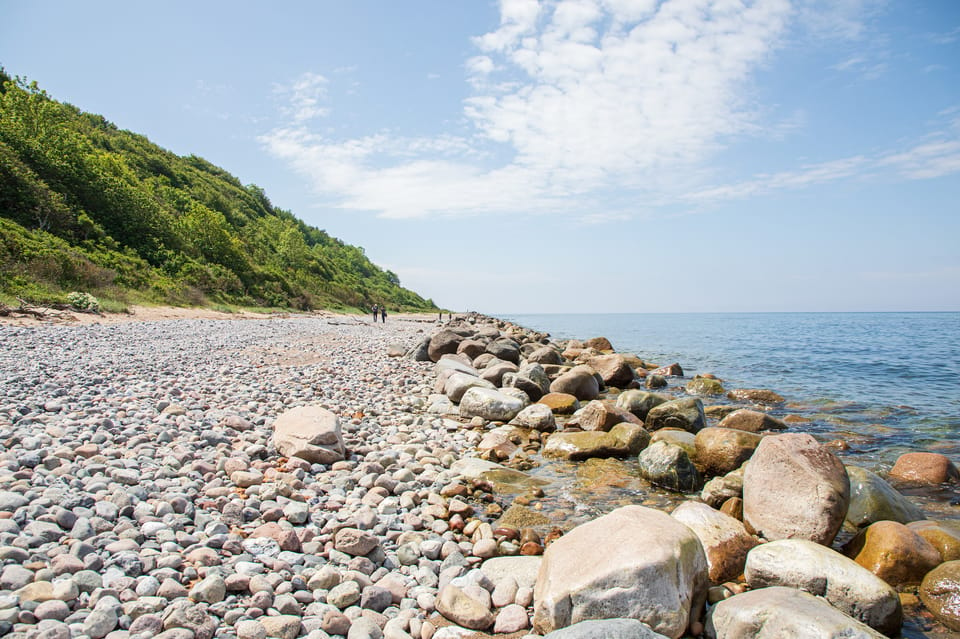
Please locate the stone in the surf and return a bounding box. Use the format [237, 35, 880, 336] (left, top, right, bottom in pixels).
[645, 374, 668, 389]
[510, 403, 557, 432]
[889, 452, 960, 485]
[549, 365, 601, 401]
[615, 390, 669, 420]
[579, 400, 643, 432]
[538, 392, 580, 415]
[694, 427, 762, 477]
[685, 376, 725, 396]
[586, 354, 635, 388]
[637, 441, 702, 493]
[744, 539, 902, 635]
[477, 426, 520, 461]
[844, 465, 926, 528]
[650, 429, 697, 459]
[271, 405, 345, 464]
[459, 387, 525, 422]
[742, 432, 849, 545]
[650, 363, 683, 377]
[671, 501, 758, 585]
[644, 397, 706, 434]
[725, 388, 785, 405]
[844, 520, 942, 586]
[533, 505, 708, 639]
[706, 586, 885, 639]
[920, 560, 960, 631]
[543, 423, 650, 461]
[444, 372, 496, 403]
[429, 330, 466, 362]
[716, 408, 786, 433]
[908, 520, 960, 561]
[540, 619, 670, 638]
[584, 336, 614, 351]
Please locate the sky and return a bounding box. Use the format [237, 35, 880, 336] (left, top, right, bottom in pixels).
[1, 0, 959, 313]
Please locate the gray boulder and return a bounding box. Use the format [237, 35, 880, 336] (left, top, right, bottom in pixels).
[542, 619, 669, 639]
[644, 398, 706, 433]
[459, 388, 525, 422]
[845, 465, 926, 529]
[615, 390, 669, 420]
[638, 441, 702, 493]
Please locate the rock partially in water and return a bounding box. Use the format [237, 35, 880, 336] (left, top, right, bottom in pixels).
[638, 441, 702, 493]
[685, 377, 725, 397]
[579, 400, 643, 432]
[844, 465, 927, 529]
[889, 452, 960, 485]
[717, 409, 786, 433]
[909, 520, 960, 561]
[726, 388, 785, 405]
[845, 520, 943, 586]
[920, 560, 960, 632]
[694, 427, 762, 477]
[644, 398, 706, 434]
[615, 390, 669, 421]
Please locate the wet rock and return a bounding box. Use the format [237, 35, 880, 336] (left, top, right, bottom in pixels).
[707, 586, 884, 638]
[742, 433, 850, 545]
[533, 505, 708, 638]
[537, 393, 580, 415]
[549, 365, 601, 402]
[272, 405, 345, 464]
[908, 520, 960, 561]
[510, 403, 557, 432]
[685, 377, 725, 396]
[579, 400, 643, 432]
[615, 390, 668, 421]
[845, 520, 942, 586]
[644, 398, 705, 434]
[725, 388, 784, 405]
[637, 441, 702, 493]
[845, 465, 926, 528]
[694, 427, 762, 477]
[649, 363, 683, 377]
[586, 354, 635, 388]
[716, 409, 786, 433]
[584, 336, 613, 351]
[745, 539, 902, 635]
[920, 560, 960, 632]
[889, 452, 960, 485]
[671, 501, 758, 585]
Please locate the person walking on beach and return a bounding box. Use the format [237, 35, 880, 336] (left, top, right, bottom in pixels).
[371, 303, 379, 323]
[380, 305, 387, 323]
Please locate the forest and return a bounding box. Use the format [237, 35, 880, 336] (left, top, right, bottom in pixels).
[0, 69, 437, 313]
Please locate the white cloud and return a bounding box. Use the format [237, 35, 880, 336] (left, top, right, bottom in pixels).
[274, 72, 330, 123]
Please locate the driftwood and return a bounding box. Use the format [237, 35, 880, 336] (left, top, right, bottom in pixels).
[0, 298, 100, 321]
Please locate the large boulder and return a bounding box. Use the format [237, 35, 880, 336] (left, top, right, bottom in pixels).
[510, 403, 557, 432]
[920, 560, 960, 632]
[444, 372, 496, 403]
[541, 619, 669, 639]
[543, 424, 650, 461]
[532, 505, 708, 639]
[637, 441, 702, 493]
[550, 365, 601, 401]
[694, 427, 762, 477]
[671, 501, 758, 585]
[615, 390, 668, 421]
[429, 330, 465, 362]
[480, 360, 519, 386]
[845, 465, 926, 529]
[486, 338, 521, 365]
[845, 520, 942, 586]
[272, 406, 345, 464]
[889, 452, 960, 485]
[644, 398, 706, 434]
[459, 388, 525, 422]
[503, 363, 551, 401]
[706, 586, 885, 639]
[579, 400, 643, 432]
[435, 354, 478, 376]
[528, 346, 564, 366]
[456, 339, 488, 360]
[742, 433, 850, 545]
[586, 354, 635, 388]
[716, 409, 786, 433]
[744, 539, 902, 635]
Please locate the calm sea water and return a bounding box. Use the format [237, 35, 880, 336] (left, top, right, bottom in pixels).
[500, 312, 960, 468]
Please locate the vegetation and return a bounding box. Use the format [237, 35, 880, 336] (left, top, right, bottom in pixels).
[0, 69, 437, 312]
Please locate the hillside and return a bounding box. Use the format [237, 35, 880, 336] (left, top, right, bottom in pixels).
[0, 69, 437, 312]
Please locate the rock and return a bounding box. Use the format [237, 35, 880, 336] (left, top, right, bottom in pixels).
[259, 615, 302, 639]
[477, 426, 519, 460]
[335, 528, 379, 556]
[845, 465, 926, 528]
[645, 374, 667, 389]
[429, 331, 465, 362]
[528, 346, 563, 366]
[845, 520, 942, 586]
[503, 363, 551, 401]
[479, 556, 542, 590]
[889, 452, 960, 485]
[510, 403, 557, 432]
[493, 604, 530, 633]
[644, 398, 705, 434]
[584, 336, 613, 351]
[486, 338, 521, 364]
[671, 501, 758, 585]
[479, 361, 519, 386]
[543, 424, 649, 461]
[457, 339, 488, 360]
[532, 505, 708, 638]
[650, 429, 696, 458]
[694, 427, 762, 477]
[586, 354, 635, 388]
[716, 409, 786, 433]
[327, 580, 362, 608]
[725, 388, 784, 405]
[444, 373, 495, 403]
[700, 469, 744, 509]
[908, 520, 960, 561]
[649, 363, 683, 377]
[920, 560, 960, 631]
[436, 354, 479, 376]
[541, 619, 669, 638]
[272, 405, 345, 464]
[742, 433, 850, 545]
[549, 365, 601, 401]
[706, 586, 885, 638]
[538, 392, 580, 415]
[685, 377, 725, 396]
[744, 539, 902, 635]
[615, 390, 668, 421]
[579, 400, 643, 432]
[609, 423, 652, 455]
[189, 575, 226, 604]
[637, 441, 702, 493]
[459, 387, 525, 422]
[236, 620, 268, 639]
[436, 583, 494, 631]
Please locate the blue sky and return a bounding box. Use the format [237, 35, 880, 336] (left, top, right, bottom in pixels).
[2, 0, 958, 312]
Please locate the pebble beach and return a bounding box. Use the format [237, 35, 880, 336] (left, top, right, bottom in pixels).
[2, 310, 959, 639]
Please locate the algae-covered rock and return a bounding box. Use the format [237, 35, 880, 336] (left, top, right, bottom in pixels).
[845, 465, 926, 529]
[644, 398, 706, 434]
[638, 441, 702, 493]
[685, 377, 725, 396]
